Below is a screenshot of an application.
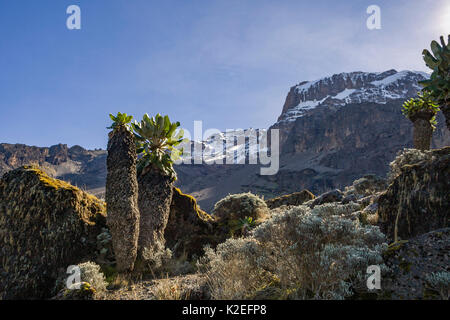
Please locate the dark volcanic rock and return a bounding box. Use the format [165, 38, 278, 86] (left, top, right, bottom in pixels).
[0, 143, 107, 192]
[47, 144, 69, 165]
[0, 166, 106, 299]
[382, 228, 450, 300]
[310, 189, 343, 208]
[266, 190, 315, 209]
[378, 147, 450, 241]
[165, 187, 214, 259]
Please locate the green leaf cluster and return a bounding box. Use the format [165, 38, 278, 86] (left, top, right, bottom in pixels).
[419, 35, 450, 104]
[402, 91, 440, 130]
[132, 113, 187, 180]
[107, 112, 133, 131]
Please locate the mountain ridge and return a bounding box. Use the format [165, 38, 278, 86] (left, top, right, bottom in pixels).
[1, 69, 448, 210]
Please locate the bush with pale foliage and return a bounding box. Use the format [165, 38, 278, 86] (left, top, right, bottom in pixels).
[199, 202, 388, 300]
[388, 148, 434, 183]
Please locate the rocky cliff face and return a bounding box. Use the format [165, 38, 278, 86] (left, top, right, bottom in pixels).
[176, 70, 449, 210]
[378, 147, 450, 241]
[273, 70, 430, 146]
[0, 143, 106, 196]
[1, 70, 449, 211]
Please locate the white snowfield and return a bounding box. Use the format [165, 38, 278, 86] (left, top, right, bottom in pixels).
[277, 70, 430, 123]
[178, 128, 269, 165]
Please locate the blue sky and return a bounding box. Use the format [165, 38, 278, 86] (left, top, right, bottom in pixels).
[0, 0, 449, 149]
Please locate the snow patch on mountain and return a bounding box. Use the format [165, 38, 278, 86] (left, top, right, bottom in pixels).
[276, 70, 429, 124]
[180, 128, 268, 164]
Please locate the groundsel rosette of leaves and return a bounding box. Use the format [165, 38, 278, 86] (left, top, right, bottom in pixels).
[132, 113, 187, 180]
[199, 203, 388, 300]
[107, 112, 134, 131]
[401, 91, 440, 129]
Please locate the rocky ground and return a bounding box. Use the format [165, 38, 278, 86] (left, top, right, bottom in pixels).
[0, 147, 448, 300]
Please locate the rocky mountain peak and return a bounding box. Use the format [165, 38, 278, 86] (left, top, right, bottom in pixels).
[277, 69, 429, 124]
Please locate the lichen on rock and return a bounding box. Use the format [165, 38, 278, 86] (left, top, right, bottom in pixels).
[377, 147, 450, 241]
[0, 166, 106, 299]
[212, 192, 270, 240]
[382, 228, 450, 300]
[165, 187, 215, 259]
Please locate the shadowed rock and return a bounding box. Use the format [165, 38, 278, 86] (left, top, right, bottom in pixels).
[0, 166, 106, 299]
[165, 187, 214, 259]
[378, 147, 450, 241]
[309, 189, 343, 208]
[382, 228, 450, 300]
[265, 190, 315, 209]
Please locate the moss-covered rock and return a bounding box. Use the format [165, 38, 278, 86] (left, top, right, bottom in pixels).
[52, 282, 97, 300]
[265, 190, 315, 209]
[377, 147, 450, 241]
[0, 166, 106, 299]
[165, 187, 215, 259]
[212, 192, 270, 240]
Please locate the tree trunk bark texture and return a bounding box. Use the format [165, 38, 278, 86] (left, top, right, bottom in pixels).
[137, 167, 174, 268]
[105, 126, 140, 272]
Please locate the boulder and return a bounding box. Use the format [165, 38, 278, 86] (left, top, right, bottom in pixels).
[165, 187, 215, 259]
[212, 192, 270, 239]
[377, 147, 450, 241]
[382, 228, 450, 300]
[309, 189, 343, 208]
[0, 166, 106, 299]
[265, 190, 315, 209]
[347, 174, 387, 198]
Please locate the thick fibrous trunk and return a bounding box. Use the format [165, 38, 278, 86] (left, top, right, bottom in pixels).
[410, 111, 434, 151]
[105, 126, 140, 272]
[441, 102, 450, 132]
[137, 167, 174, 267]
[413, 119, 433, 151]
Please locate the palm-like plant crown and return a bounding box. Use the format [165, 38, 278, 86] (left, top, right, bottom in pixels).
[402, 91, 440, 130]
[419, 35, 450, 104]
[107, 112, 133, 131]
[132, 113, 186, 180]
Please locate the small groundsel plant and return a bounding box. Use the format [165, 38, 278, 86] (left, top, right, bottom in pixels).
[198, 202, 388, 300]
[233, 216, 257, 236]
[132, 113, 186, 180]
